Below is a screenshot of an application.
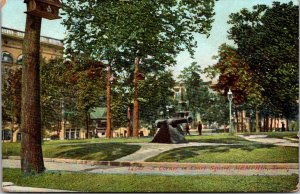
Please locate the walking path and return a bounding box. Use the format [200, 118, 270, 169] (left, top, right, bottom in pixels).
[2, 182, 73, 193]
[2, 159, 298, 176]
[237, 135, 298, 147]
[115, 142, 237, 162]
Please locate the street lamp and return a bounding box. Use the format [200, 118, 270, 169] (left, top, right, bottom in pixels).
[227, 89, 234, 134]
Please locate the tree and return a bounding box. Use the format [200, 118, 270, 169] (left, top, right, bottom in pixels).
[205, 44, 265, 132]
[228, 2, 299, 122]
[178, 62, 204, 121]
[2, 68, 22, 139]
[62, 0, 216, 137]
[139, 71, 175, 125]
[21, 13, 44, 173]
[40, 57, 106, 139]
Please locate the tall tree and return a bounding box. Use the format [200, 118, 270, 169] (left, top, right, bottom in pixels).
[178, 62, 204, 120]
[139, 71, 175, 125]
[21, 12, 44, 173]
[205, 44, 264, 132]
[228, 2, 299, 121]
[62, 0, 215, 137]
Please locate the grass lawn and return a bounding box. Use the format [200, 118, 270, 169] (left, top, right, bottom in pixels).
[186, 133, 252, 144]
[240, 132, 298, 139]
[2, 134, 248, 159]
[3, 168, 298, 192]
[44, 136, 152, 144]
[146, 144, 298, 163]
[2, 142, 141, 161]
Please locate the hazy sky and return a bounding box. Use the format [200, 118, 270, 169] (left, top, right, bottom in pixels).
[2, 0, 298, 79]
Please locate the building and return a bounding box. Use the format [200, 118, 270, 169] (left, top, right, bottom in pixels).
[2, 27, 64, 142]
[2, 27, 63, 68]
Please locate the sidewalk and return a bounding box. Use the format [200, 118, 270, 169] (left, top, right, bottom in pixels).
[2, 182, 74, 193]
[115, 142, 239, 162]
[3, 159, 298, 176]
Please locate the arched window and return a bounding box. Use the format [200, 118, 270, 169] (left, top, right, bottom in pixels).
[17, 55, 23, 65]
[2, 52, 13, 64]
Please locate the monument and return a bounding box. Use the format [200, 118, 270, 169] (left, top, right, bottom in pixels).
[151, 117, 192, 144]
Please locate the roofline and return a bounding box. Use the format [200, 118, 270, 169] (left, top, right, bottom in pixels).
[2, 26, 63, 42]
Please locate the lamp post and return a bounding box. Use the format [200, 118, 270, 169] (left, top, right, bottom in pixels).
[227, 89, 233, 134]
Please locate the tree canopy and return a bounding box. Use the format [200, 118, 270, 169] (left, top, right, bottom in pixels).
[227, 1, 299, 119]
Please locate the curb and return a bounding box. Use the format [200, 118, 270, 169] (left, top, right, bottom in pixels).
[3, 156, 299, 169]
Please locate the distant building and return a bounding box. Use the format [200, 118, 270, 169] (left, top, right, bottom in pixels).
[90, 107, 107, 137]
[2, 27, 63, 68]
[2, 27, 64, 142]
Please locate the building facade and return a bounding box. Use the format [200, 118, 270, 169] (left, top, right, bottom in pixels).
[2, 27, 64, 142]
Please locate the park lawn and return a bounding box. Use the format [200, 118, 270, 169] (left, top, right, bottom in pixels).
[186, 133, 252, 144]
[240, 132, 298, 139]
[146, 144, 298, 163]
[3, 168, 298, 192]
[44, 136, 152, 145]
[2, 134, 248, 159]
[2, 142, 141, 161]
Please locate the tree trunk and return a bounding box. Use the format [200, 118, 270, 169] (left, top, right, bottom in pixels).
[105, 64, 112, 138]
[235, 110, 239, 132]
[127, 106, 131, 137]
[248, 116, 251, 132]
[85, 112, 90, 139]
[270, 117, 273, 132]
[255, 108, 260, 133]
[133, 57, 140, 137]
[241, 111, 244, 132]
[267, 116, 270, 131]
[20, 13, 44, 173]
[286, 119, 289, 131]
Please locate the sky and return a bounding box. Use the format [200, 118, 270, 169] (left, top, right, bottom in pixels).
[1, 0, 298, 80]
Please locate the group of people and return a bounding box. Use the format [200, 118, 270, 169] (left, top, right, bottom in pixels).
[184, 121, 202, 135]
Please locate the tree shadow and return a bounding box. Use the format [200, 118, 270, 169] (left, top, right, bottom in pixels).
[150, 144, 279, 162]
[48, 143, 140, 161]
[188, 137, 251, 144]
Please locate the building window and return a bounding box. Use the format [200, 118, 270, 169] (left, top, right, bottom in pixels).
[2, 52, 13, 64]
[2, 130, 11, 140]
[17, 133, 22, 141]
[17, 55, 23, 65]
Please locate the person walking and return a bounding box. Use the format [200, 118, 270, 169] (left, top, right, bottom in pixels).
[198, 121, 202, 135]
[185, 123, 191, 135]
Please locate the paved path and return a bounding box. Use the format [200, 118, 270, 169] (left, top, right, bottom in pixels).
[115, 142, 238, 162]
[2, 182, 74, 193]
[3, 159, 298, 176]
[238, 135, 298, 147]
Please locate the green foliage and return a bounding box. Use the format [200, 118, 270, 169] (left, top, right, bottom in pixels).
[139, 71, 175, 125]
[228, 2, 299, 119]
[40, 58, 106, 131]
[62, 0, 215, 63]
[3, 168, 298, 192]
[206, 44, 263, 106]
[2, 68, 22, 125]
[62, 0, 216, 131]
[178, 63, 229, 125]
[178, 62, 203, 115]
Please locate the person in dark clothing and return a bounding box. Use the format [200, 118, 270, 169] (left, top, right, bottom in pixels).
[198, 122, 202, 135]
[185, 123, 191, 135]
[281, 122, 285, 131]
